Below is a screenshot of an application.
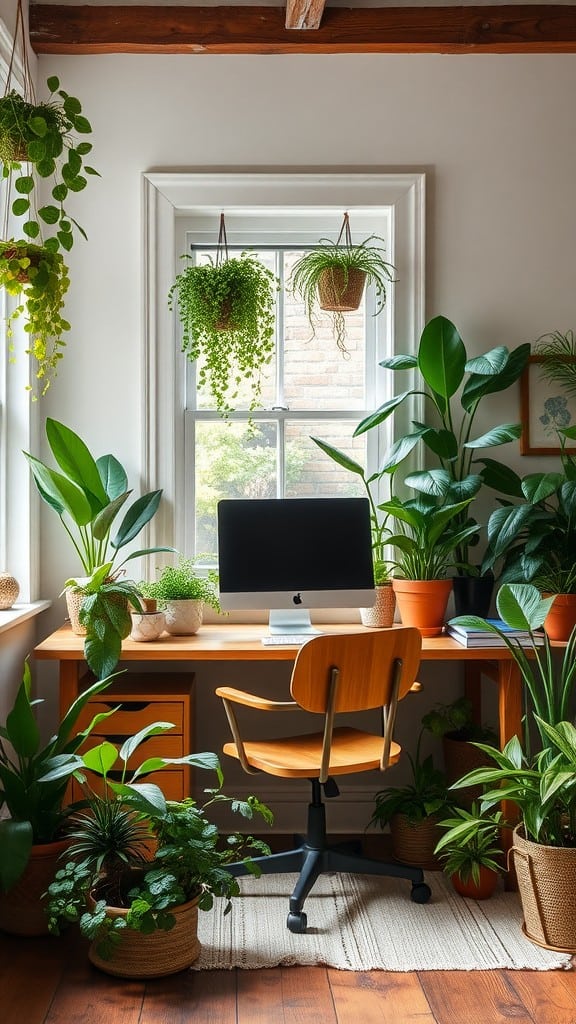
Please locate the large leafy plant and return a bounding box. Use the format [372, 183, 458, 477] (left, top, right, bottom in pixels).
[482, 427, 576, 591]
[43, 723, 272, 959]
[379, 494, 478, 580]
[0, 663, 118, 893]
[169, 250, 279, 418]
[24, 418, 172, 577]
[451, 583, 576, 753]
[64, 564, 146, 679]
[354, 316, 530, 574]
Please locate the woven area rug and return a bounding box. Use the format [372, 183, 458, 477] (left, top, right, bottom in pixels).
[193, 871, 573, 972]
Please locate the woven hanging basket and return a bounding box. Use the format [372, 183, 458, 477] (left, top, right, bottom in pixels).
[317, 266, 367, 312]
[511, 825, 576, 952]
[390, 813, 444, 871]
[0, 243, 43, 284]
[88, 893, 201, 978]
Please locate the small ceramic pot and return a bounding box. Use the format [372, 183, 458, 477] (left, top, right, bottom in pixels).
[130, 611, 166, 642]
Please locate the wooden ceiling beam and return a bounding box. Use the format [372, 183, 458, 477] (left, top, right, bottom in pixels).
[29, 5, 576, 55]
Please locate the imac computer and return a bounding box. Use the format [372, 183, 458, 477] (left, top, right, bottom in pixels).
[217, 497, 375, 641]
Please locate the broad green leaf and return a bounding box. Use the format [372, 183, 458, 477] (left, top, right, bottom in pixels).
[379, 427, 428, 472]
[461, 343, 530, 411]
[11, 197, 29, 216]
[311, 437, 365, 477]
[91, 491, 130, 541]
[464, 345, 510, 376]
[496, 583, 554, 631]
[46, 75, 60, 92]
[119, 722, 175, 764]
[28, 115, 48, 138]
[419, 426, 458, 460]
[106, 781, 167, 816]
[45, 419, 109, 509]
[0, 820, 33, 892]
[417, 316, 466, 404]
[378, 353, 418, 371]
[486, 503, 533, 556]
[521, 472, 564, 504]
[112, 490, 162, 549]
[476, 459, 523, 497]
[15, 176, 34, 195]
[38, 205, 60, 225]
[404, 468, 453, 497]
[82, 740, 118, 775]
[5, 666, 39, 758]
[353, 391, 412, 436]
[464, 424, 522, 449]
[24, 455, 93, 526]
[97, 455, 128, 500]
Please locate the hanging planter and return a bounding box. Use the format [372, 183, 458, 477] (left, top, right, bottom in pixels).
[0, 0, 98, 394]
[168, 213, 280, 418]
[289, 211, 396, 354]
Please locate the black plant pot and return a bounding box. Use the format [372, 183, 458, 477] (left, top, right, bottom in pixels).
[452, 575, 494, 618]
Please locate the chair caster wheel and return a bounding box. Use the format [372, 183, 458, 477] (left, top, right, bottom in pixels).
[411, 883, 431, 904]
[287, 911, 307, 933]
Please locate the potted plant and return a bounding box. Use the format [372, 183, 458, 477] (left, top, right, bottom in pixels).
[354, 315, 529, 614]
[168, 218, 279, 418]
[0, 66, 98, 390]
[289, 212, 396, 354]
[379, 493, 478, 635]
[482, 427, 576, 640]
[422, 697, 498, 806]
[310, 436, 395, 627]
[140, 555, 220, 635]
[434, 803, 505, 899]
[43, 724, 272, 977]
[533, 328, 576, 400]
[0, 241, 70, 394]
[23, 418, 173, 632]
[0, 663, 118, 935]
[369, 729, 452, 870]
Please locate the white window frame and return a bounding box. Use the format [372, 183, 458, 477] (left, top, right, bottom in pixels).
[142, 172, 426, 562]
[0, 17, 39, 606]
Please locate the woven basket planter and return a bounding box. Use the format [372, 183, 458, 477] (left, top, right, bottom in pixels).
[360, 584, 396, 628]
[88, 893, 201, 978]
[317, 266, 367, 312]
[0, 838, 69, 936]
[510, 825, 576, 952]
[390, 813, 444, 871]
[65, 587, 87, 635]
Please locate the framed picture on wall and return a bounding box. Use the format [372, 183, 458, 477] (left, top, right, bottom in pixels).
[520, 355, 576, 455]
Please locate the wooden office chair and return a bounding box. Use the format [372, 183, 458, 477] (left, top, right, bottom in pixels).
[216, 627, 431, 933]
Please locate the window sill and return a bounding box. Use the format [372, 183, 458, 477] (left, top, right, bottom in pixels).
[0, 600, 52, 636]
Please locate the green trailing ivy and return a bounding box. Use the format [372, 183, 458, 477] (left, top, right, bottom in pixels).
[168, 252, 279, 418]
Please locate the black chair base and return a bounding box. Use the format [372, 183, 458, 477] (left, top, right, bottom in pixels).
[226, 780, 431, 932]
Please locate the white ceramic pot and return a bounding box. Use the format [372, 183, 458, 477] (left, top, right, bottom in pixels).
[163, 599, 203, 636]
[130, 611, 166, 642]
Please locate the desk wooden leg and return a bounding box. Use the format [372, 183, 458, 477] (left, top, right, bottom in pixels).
[59, 661, 83, 719]
[463, 663, 483, 725]
[497, 660, 523, 891]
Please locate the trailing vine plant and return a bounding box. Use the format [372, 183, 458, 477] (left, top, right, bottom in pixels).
[168, 213, 279, 419]
[0, 0, 98, 393]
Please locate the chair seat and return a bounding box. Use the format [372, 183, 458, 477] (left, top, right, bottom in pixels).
[222, 726, 401, 778]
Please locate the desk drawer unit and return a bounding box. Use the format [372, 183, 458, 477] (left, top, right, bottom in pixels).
[71, 673, 194, 804]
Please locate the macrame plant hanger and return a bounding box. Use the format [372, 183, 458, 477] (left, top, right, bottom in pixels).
[215, 212, 229, 267]
[1, 0, 36, 246]
[336, 210, 354, 250]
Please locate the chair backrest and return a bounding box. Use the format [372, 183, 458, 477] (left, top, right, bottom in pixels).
[290, 628, 422, 714]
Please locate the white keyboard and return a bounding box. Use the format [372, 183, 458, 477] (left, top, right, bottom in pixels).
[261, 633, 321, 646]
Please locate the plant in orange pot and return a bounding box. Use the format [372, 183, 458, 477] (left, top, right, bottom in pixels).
[379, 494, 478, 636]
[434, 803, 505, 900]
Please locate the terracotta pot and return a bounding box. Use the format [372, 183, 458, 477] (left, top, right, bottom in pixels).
[88, 893, 201, 977]
[543, 593, 576, 642]
[163, 599, 203, 635]
[359, 584, 396, 628]
[451, 866, 499, 900]
[392, 578, 453, 637]
[390, 813, 444, 870]
[0, 838, 69, 936]
[511, 825, 576, 952]
[317, 266, 367, 311]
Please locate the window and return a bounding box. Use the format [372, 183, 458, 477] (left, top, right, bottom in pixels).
[142, 173, 425, 573]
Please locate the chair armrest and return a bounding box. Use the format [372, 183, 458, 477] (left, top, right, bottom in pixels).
[215, 686, 299, 711]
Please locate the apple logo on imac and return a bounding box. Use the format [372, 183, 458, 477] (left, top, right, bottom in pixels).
[293, 593, 303, 605]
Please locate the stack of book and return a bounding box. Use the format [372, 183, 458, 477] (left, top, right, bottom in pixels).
[446, 618, 545, 648]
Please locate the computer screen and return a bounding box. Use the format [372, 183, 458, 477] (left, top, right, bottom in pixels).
[217, 497, 375, 634]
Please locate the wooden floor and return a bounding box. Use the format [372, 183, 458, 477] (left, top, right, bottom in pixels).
[1, 925, 576, 1024]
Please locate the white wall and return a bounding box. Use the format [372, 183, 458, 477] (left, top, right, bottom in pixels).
[20, 49, 576, 829]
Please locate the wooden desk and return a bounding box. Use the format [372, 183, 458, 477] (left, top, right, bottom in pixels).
[34, 622, 524, 752]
